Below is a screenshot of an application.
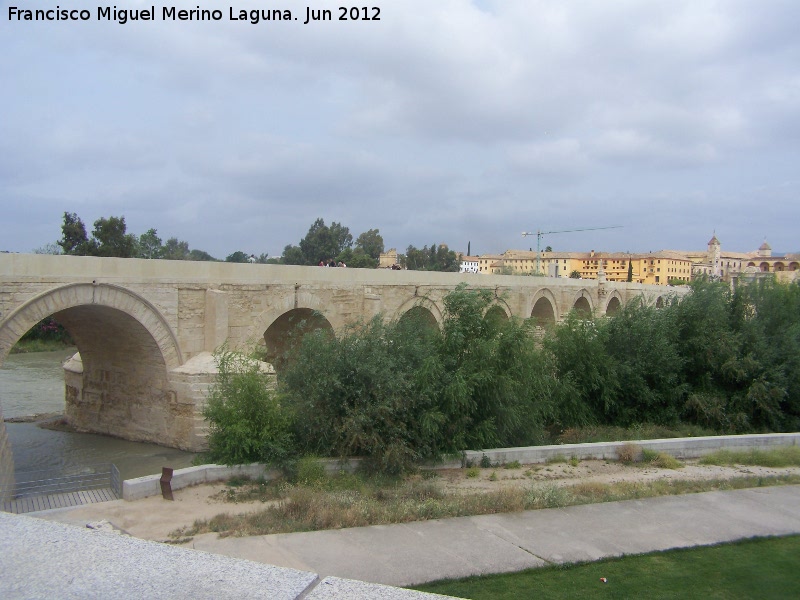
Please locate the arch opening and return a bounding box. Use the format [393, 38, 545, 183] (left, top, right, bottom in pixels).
[531, 297, 556, 327]
[572, 296, 592, 318]
[605, 296, 622, 316]
[397, 305, 439, 332]
[263, 308, 334, 371]
[484, 305, 509, 330]
[0, 284, 188, 449]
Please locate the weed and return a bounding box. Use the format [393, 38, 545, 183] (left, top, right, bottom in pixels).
[569, 456, 579, 467]
[294, 456, 327, 486]
[547, 454, 567, 464]
[488, 471, 498, 481]
[699, 446, 800, 468]
[617, 443, 642, 463]
[504, 460, 522, 469]
[466, 467, 480, 478]
[480, 454, 493, 469]
[646, 451, 683, 469]
[226, 475, 252, 488]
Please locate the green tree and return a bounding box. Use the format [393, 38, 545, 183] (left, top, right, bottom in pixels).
[569, 270, 582, 279]
[627, 260, 633, 282]
[138, 228, 163, 259]
[281, 244, 305, 265]
[354, 228, 384, 265]
[188, 249, 218, 261]
[58, 212, 90, 255]
[226, 251, 250, 263]
[403, 244, 459, 272]
[90, 216, 137, 257]
[163, 237, 190, 260]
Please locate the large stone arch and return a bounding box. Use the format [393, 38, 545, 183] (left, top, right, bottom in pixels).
[262, 308, 334, 370]
[530, 289, 558, 326]
[605, 294, 622, 316]
[484, 303, 511, 329]
[393, 296, 444, 328]
[0, 282, 181, 369]
[0, 283, 188, 447]
[572, 289, 594, 317]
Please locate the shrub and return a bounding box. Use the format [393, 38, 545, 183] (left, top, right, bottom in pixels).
[617, 443, 642, 463]
[203, 348, 294, 466]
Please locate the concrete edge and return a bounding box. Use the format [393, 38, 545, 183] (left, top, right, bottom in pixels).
[463, 432, 800, 466]
[122, 458, 364, 501]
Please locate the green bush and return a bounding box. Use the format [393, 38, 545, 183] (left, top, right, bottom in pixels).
[202, 348, 294, 466]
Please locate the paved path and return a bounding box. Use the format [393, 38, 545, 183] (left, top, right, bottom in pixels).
[2, 487, 117, 514]
[178, 485, 800, 588]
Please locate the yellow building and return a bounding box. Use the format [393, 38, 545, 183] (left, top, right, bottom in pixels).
[470, 249, 692, 285]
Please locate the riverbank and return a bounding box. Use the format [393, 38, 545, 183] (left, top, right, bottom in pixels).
[9, 340, 73, 354]
[37, 455, 800, 544]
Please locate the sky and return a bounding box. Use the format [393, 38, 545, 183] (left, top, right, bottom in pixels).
[2, 0, 799, 259]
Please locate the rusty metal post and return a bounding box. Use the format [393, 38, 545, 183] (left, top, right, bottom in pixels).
[159, 467, 174, 501]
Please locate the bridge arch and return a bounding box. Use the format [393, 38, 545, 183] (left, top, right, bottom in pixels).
[530, 289, 558, 326]
[572, 289, 594, 317]
[0, 283, 181, 369]
[262, 308, 334, 368]
[393, 297, 444, 328]
[605, 294, 622, 316]
[484, 302, 511, 328]
[0, 283, 186, 446]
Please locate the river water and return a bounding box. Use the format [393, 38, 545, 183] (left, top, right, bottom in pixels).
[1, 349, 197, 480]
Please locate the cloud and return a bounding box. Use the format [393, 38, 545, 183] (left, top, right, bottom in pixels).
[2, 0, 799, 257]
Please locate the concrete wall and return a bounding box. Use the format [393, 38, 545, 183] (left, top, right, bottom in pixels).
[463, 433, 800, 466]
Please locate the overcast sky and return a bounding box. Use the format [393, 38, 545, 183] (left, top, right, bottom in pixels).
[2, 0, 798, 259]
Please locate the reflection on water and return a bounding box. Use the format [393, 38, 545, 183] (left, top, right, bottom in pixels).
[1, 349, 198, 479]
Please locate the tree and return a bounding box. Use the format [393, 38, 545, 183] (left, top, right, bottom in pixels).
[545, 246, 553, 252]
[355, 229, 384, 262]
[403, 244, 459, 272]
[627, 260, 633, 282]
[569, 270, 582, 279]
[33, 243, 62, 255]
[295, 218, 353, 265]
[226, 251, 250, 263]
[58, 212, 90, 255]
[163, 237, 190, 260]
[90, 216, 137, 257]
[281, 244, 305, 265]
[188, 249, 217, 261]
[138, 228, 163, 259]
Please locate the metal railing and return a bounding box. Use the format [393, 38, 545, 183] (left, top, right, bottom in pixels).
[0, 463, 121, 501]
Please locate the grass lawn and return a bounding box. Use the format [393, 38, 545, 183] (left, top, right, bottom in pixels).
[413, 535, 800, 599]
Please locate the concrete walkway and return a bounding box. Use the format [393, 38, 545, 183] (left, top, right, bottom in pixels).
[186, 485, 800, 588]
[4, 485, 799, 598]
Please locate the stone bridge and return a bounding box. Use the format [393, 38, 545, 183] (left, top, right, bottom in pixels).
[0, 254, 682, 453]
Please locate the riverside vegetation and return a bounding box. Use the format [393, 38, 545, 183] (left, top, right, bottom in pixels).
[202, 278, 800, 475]
[175, 278, 800, 539]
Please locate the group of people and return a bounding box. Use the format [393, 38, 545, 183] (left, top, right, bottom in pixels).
[319, 259, 347, 268]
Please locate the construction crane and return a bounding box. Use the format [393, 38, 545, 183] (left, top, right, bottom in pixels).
[521, 226, 623, 275]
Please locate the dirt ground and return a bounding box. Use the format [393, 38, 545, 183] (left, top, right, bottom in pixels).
[36, 459, 800, 543]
